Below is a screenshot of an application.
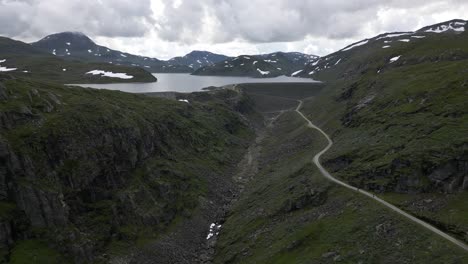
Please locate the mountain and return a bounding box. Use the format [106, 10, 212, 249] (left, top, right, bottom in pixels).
[296, 19, 467, 79]
[168, 50, 231, 70]
[0, 36, 156, 83]
[286, 18, 468, 244]
[2, 19, 468, 263]
[31, 32, 192, 73]
[210, 19, 468, 263]
[260, 51, 319, 67]
[0, 74, 253, 262]
[192, 52, 319, 78]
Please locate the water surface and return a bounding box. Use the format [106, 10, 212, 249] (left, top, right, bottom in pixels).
[73, 73, 318, 93]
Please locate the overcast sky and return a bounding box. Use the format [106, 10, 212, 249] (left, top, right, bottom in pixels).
[1, 0, 467, 59]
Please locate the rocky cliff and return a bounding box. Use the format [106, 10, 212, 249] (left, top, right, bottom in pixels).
[0, 74, 253, 263]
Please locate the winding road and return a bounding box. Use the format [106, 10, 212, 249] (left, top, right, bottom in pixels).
[295, 100, 468, 252]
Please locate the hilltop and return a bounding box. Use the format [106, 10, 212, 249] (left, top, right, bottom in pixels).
[31, 32, 192, 73]
[0, 36, 156, 83]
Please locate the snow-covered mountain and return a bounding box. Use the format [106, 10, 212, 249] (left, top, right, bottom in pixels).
[168, 50, 231, 70]
[295, 19, 467, 79]
[31, 32, 192, 73]
[0, 35, 156, 83]
[192, 52, 319, 78]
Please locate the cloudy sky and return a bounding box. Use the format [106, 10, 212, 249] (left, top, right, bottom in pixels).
[1, 0, 467, 59]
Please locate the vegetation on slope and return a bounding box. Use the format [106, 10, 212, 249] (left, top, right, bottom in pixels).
[297, 20, 468, 242]
[0, 74, 253, 263]
[214, 106, 468, 263]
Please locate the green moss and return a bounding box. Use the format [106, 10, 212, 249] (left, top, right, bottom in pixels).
[0, 202, 16, 220]
[10, 240, 67, 264]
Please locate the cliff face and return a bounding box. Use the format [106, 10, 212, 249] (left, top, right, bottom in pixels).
[0, 75, 253, 263]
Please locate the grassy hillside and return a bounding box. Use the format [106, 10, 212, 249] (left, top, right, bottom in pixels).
[297, 20, 468, 242]
[0, 74, 253, 263]
[0, 36, 156, 83]
[213, 105, 468, 263]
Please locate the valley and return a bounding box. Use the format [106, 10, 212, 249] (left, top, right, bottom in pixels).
[0, 13, 466, 264]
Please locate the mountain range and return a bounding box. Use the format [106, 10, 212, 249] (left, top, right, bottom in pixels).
[0, 18, 467, 263]
[30, 32, 318, 76]
[192, 52, 319, 78]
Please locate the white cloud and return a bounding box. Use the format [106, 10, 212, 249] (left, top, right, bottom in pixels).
[0, 0, 467, 59]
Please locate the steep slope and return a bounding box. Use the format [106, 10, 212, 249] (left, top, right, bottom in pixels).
[211, 93, 468, 263]
[297, 19, 467, 79]
[0, 36, 156, 83]
[31, 32, 192, 73]
[168, 50, 230, 70]
[192, 52, 319, 78]
[0, 74, 253, 263]
[294, 19, 468, 242]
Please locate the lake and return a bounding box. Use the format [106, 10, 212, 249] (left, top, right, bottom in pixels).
[73, 73, 319, 93]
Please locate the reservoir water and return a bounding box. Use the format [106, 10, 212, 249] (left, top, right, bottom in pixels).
[73, 73, 318, 93]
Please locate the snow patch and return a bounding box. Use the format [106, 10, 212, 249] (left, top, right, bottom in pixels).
[256, 68, 270, 75]
[253, 61, 258, 65]
[342, 39, 369, 51]
[382, 45, 391, 48]
[120, 54, 127, 58]
[66, 42, 71, 46]
[178, 99, 189, 103]
[88, 49, 92, 53]
[425, 22, 466, 33]
[0, 59, 17, 72]
[376, 32, 413, 40]
[62, 68, 67, 72]
[398, 39, 410, 42]
[86, 70, 133, 79]
[206, 223, 222, 240]
[389, 56, 401, 63]
[52, 49, 56, 55]
[291, 69, 303, 76]
[334, 58, 342, 65]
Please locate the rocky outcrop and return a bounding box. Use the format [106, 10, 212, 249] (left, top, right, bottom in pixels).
[325, 153, 468, 194]
[0, 77, 253, 262]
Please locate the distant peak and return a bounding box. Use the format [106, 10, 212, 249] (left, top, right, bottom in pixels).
[40, 31, 92, 41]
[33, 31, 96, 48]
[417, 19, 467, 33]
[64, 31, 87, 36]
